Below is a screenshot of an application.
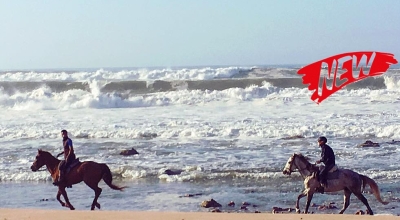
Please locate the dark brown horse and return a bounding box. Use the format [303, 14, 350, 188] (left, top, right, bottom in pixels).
[30, 149, 126, 210]
[282, 153, 389, 215]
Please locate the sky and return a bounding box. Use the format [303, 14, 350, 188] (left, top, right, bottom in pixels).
[0, 0, 399, 70]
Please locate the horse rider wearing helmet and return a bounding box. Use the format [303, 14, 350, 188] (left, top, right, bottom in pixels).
[315, 136, 336, 192]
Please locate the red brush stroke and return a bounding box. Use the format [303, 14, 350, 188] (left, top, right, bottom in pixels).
[297, 51, 398, 104]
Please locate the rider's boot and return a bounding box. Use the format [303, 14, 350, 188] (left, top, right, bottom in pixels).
[316, 185, 325, 194]
[317, 180, 327, 194]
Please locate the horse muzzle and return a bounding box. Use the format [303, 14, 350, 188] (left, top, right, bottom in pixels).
[282, 170, 291, 175]
[31, 165, 38, 172]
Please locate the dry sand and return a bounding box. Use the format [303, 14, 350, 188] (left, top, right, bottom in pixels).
[0, 209, 398, 220]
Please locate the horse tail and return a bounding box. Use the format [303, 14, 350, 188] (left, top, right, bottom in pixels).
[100, 164, 127, 191]
[360, 174, 389, 205]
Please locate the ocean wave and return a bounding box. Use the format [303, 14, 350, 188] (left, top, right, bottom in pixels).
[2, 66, 398, 83]
[1, 76, 400, 111]
[2, 73, 400, 96]
[2, 165, 399, 182]
[0, 66, 253, 82]
[1, 111, 400, 140]
[0, 81, 287, 110]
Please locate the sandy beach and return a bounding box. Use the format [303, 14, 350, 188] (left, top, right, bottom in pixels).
[0, 209, 398, 220]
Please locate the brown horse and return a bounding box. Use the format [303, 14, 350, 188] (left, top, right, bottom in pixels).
[282, 153, 389, 215]
[30, 149, 126, 210]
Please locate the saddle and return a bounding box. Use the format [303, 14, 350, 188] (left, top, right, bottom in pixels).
[65, 158, 81, 174]
[316, 165, 340, 180]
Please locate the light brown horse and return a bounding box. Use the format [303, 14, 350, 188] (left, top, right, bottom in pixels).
[30, 149, 126, 210]
[282, 153, 389, 215]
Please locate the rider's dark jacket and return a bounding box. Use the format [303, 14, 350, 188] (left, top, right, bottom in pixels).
[319, 144, 335, 166]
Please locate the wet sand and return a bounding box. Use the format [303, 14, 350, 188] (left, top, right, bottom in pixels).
[0, 209, 398, 220]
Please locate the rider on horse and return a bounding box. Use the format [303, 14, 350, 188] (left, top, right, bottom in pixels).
[315, 136, 336, 192]
[53, 129, 76, 186]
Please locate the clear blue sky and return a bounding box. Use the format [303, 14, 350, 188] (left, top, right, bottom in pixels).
[0, 0, 399, 69]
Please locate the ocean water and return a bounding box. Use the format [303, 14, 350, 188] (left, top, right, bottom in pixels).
[1, 65, 400, 215]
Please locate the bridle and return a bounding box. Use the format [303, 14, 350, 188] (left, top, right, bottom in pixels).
[31, 152, 51, 172]
[287, 154, 311, 178]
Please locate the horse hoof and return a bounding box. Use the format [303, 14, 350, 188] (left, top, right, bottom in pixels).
[66, 204, 75, 210]
[296, 209, 300, 214]
[95, 203, 101, 209]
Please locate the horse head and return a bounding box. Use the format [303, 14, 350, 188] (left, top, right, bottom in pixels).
[283, 153, 316, 177]
[282, 153, 297, 175]
[30, 149, 53, 171]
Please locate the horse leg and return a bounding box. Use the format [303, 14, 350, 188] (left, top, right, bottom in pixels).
[296, 190, 307, 213]
[85, 181, 103, 210]
[304, 191, 315, 214]
[59, 187, 75, 210]
[91, 187, 102, 210]
[90, 187, 102, 210]
[56, 189, 66, 207]
[339, 188, 352, 214]
[354, 192, 373, 215]
[95, 202, 101, 209]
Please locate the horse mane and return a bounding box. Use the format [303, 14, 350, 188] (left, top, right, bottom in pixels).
[37, 149, 54, 157]
[38, 149, 47, 154]
[294, 153, 320, 174]
[295, 153, 312, 164]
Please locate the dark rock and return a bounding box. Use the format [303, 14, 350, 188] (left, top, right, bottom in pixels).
[388, 140, 400, 144]
[120, 148, 139, 156]
[318, 204, 338, 210]
[272, 207, 293, 213]
[358, 140, 380, 147]
[242, 202, 250, 206]
[201, 199, 222, 208]
[281, 135, 305, 140]
[163, 169, 182, 175]
[179, 193, 202, 198]
[355, 210, 365, 215]
[228, 201, 235, 207]
[139, 132, 158, 139]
